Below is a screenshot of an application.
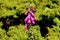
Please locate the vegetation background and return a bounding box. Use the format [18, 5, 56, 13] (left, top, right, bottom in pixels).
[0, 0, 60, 40]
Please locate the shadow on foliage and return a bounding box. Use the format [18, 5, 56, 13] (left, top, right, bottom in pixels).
[55, 14, 60, 20]
[36, 15, 55, 37]
[0, 13, 26, 31]
[52, 0, 58, 5]
[46, 4, 50, 8]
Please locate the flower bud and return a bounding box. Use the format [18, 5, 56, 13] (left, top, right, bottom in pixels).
[24, 24, 28, 30]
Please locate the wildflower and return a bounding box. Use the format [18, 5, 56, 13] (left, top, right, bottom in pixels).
[24, 6, 36, 30]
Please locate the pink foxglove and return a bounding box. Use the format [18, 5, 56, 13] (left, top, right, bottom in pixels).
[24, 6, 36, 30]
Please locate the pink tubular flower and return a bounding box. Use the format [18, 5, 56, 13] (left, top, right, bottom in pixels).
[24, 17, 28, 23]
[30, 11, 36, 21]
[30, 11, 35, 17]
[31, 16, 34, 21]
[32, 21, 35, 24]
[24, 13, 31, 22]
[31, 16, 35, 24]
[27, 18, 31, 24]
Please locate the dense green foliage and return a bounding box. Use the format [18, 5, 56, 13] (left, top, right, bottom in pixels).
[0, 0, 60, 40]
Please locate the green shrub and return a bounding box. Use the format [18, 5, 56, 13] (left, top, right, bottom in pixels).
[0, 0, 60, 40]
